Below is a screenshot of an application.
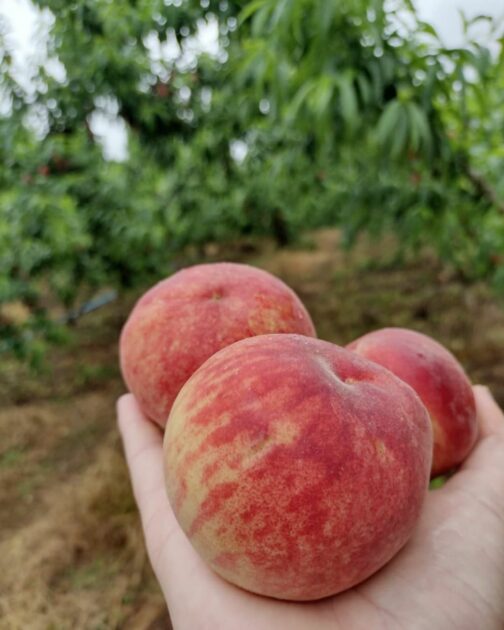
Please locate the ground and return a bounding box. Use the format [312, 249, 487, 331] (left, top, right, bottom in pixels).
[1, 229, 503, 629]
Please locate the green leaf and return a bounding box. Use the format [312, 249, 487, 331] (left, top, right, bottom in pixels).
[407, 102, 432, 153]
[271, 0, 291, 28]
[390, 108, 409, 158]
[307, 75, 335, 115]
[285, 79, 317, 120]
[418, 20, 441, 41]
[356, 73, 371, 106]
[339, 74, 359, 131]
[238, 0, 270, 25]
[318, 1, 336, 36]
[407, 103, 421, 152]
[376, 100, 403, 146]
[369, 61, 383, 104]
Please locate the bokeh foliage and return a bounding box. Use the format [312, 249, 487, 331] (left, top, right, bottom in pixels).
[1, 0, 503, 359]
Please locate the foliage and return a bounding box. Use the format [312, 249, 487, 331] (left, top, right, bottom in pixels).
[0, 0, 503, 359]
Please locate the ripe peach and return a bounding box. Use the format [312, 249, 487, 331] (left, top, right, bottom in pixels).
[347, 328, 478, 477]
[119, 263, 316, 427]
[164, 334, 432, 601]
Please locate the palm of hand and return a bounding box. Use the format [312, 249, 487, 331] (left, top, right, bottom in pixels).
[118, 387, 504, 630]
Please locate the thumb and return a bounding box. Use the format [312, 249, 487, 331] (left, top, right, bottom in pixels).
[471, 386, 504, 440]
[458, 386, 504, 476]
[440, 385, 504, 519]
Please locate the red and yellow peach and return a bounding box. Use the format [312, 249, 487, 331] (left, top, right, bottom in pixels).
[164, 334, 432, 600]
[120, 263, 316, 427]
[347, 327, 478, 477]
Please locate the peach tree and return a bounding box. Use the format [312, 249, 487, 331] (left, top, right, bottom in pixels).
[0, 0, 502, 360]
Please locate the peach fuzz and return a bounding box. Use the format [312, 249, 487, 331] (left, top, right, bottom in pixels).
[119, 263, 316, 427]
[347, 327, 478, 477]
[163, 334, 432, 601]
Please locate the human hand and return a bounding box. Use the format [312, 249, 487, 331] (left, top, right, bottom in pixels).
[117, 386, 504, 630]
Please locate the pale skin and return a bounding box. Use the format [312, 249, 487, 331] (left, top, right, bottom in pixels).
[117, 386, 504, 630]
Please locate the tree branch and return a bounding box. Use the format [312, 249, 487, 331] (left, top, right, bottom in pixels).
[465, 166, 504, 214]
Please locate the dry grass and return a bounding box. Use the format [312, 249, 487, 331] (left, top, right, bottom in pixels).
[0, 389, 169, 629]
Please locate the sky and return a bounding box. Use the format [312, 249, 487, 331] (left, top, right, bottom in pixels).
[417, 0, 502, 44]
[0, 0, 502, 160]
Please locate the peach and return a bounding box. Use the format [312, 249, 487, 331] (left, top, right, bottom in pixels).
[347, 328, 478, 477]
[164, 334, 432, 600]
[119, 263, 316, 427]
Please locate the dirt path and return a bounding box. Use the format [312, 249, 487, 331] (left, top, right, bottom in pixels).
[1, 230, 503, 628]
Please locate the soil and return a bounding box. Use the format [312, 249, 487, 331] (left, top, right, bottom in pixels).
[1, 229, 503, 629]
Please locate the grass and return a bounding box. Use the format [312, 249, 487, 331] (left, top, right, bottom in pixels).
[66, 557, 116, 590]
[76, 363, 119, 388]
[0, 447, 24, 468]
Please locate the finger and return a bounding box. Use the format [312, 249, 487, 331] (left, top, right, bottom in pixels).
[443, 385, 504, 488]
[116, 394, 171, 526]
[473, 385, 504, 439]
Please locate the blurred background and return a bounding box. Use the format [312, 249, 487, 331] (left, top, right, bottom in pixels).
[1, 1, 503, 628]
